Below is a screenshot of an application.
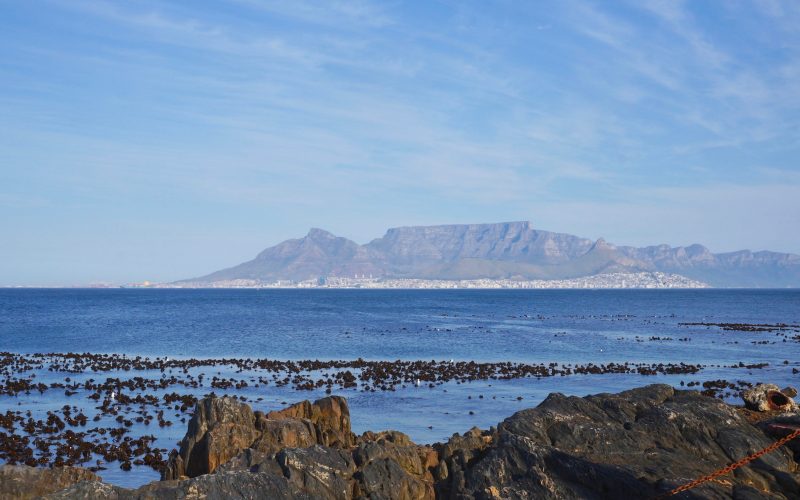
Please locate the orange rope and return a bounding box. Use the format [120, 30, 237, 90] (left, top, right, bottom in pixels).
[656, 426, 800, 498]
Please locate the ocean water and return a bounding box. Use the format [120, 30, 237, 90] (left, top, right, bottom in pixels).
[1, 288, 798, 487]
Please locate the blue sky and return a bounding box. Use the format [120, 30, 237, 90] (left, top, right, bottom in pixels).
[1, 0, 799, 285]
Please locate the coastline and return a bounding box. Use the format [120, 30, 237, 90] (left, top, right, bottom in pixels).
[2, 383, 798, 498]
[1, 290, 797, 493]
[0, 349, 795, 488]
[0, 271, 711, 289]
[141, 271, 710, 289]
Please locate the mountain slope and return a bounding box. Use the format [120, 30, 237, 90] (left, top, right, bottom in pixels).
[184, 222, 800, 287]
[196, 228, 380, 282]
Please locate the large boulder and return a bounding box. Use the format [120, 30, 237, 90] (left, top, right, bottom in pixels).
[441, 384, 800, 498]
[163, 395, 260, 479]
[0, 465, 101, 499]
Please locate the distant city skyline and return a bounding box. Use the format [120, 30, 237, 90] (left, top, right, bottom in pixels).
[2, 1, 799, 285]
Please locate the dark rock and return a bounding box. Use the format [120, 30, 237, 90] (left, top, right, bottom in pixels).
[758, 414, 800, 458]
[42, 481, 124, 499]
[137, 470, 313, 499]
[444, 384, 800, 498]
[354, 430, 437, 498]
[0, 465, 101, 499]
[355, 458, 432, 500]
[276, 445, 356, 498]
[214, 447, 275, 474]
[433, 426, 494, 497]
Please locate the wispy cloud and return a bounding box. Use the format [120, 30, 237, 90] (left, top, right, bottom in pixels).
[2, 0, 799, 283]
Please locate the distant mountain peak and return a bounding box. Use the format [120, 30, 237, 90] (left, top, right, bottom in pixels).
[306, 228, 337, 240]
[589, 238, 615, 251]
[183, 222, 800, 287]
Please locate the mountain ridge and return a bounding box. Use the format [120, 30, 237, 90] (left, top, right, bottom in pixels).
[184, 222, 800, 287]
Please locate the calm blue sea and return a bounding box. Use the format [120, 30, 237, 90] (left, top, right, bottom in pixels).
[2, 288, 799, 362]
[1, 288, 798, 487]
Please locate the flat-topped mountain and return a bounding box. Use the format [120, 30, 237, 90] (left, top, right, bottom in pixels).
[184, 222, 800, 287]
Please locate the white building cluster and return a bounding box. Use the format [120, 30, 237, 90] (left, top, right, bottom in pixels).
[164, 272, 708, 289]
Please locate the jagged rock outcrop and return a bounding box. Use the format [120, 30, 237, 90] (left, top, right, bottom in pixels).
[163, 395, 355, 480]
[212, 431, 436, 499]
[162, 394, 261, 479]
[182, 222, 800, 287]
[431, 426, 496, 498]
[22, 384, 800, 498]
[265, 395, 355, 449]
[352, 431, 437, 499]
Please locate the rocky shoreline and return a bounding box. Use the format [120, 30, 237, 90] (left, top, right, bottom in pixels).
[2, 384, 799, 499]
[0, 351, 783, 477]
